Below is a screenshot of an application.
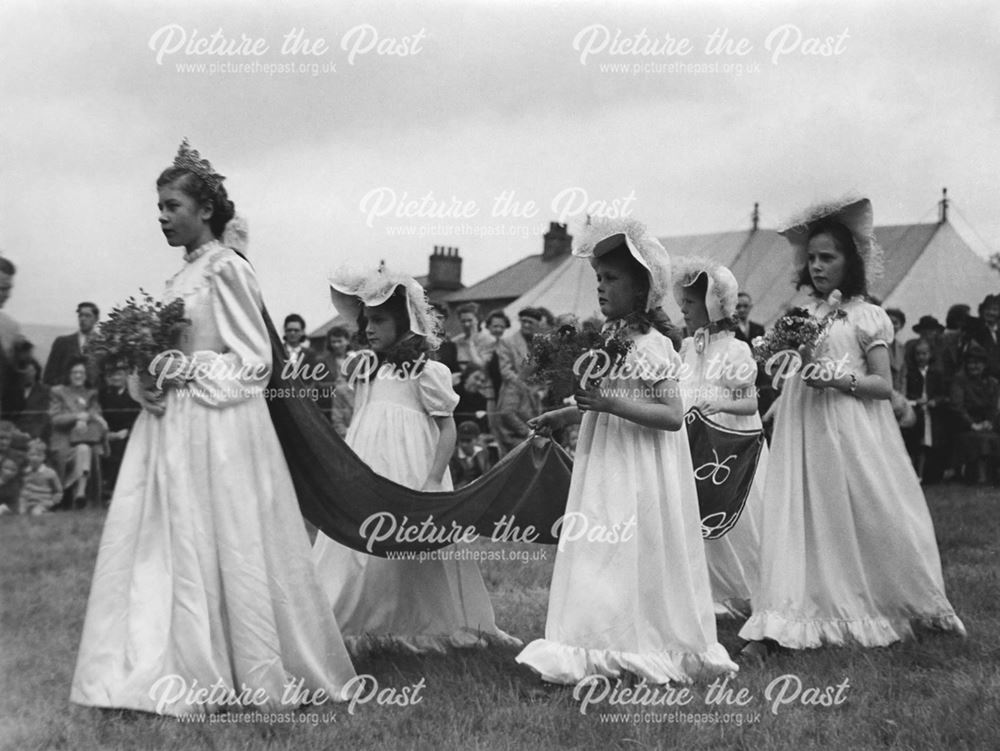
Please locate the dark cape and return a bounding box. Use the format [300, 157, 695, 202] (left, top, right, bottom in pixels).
[259, 306, 572, 556]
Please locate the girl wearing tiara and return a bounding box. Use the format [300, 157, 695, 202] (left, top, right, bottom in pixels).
[516, 220, 736, 684]
[72, 141, 356, 715]
[312, 268, 519, 653]
[674, 257, 766, 617]
[739, 198, 965, 660]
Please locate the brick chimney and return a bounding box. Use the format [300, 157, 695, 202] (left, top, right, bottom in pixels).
[542, 222, 572, 260]
[427, 246, 463, 291]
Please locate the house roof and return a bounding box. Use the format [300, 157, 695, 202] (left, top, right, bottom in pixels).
[309, 312, 355, 340]
[441, 253, 572, 303]
[310, 219, 979, 338]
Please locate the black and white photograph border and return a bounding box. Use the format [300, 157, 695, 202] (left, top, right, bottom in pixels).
[1, 1, 996, 749]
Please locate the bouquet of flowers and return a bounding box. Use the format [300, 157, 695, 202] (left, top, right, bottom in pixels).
[89, 291, 189, 378]
[752, 291, 845, 365]
[528, 323, 633, 402]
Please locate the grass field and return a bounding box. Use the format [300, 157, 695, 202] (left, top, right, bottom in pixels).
[1, 482, 997, 750]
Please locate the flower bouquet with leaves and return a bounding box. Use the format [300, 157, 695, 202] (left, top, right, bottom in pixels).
[528, 323, 634, 403]
[89, 291, 189, 386]
[752, 290, 846, 366]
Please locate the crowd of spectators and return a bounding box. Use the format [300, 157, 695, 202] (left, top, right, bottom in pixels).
[3, 256, 998, 515]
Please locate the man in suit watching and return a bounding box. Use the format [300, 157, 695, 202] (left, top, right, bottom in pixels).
[281, 313, 318, 378]
[733, 291, 773, 437]
[44, 302, 99, 386]
[0, 257, 24, 417]
[733, 292, 765, 344]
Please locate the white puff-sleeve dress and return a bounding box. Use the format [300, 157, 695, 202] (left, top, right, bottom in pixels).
[312, 357, 520, 653]
[739, 299, 965, 647]
[517, 328, 737, 683]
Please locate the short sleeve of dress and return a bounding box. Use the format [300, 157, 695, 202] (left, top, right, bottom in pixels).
[720, 338, 758, 390]
[855, 304, 894, 353]
[418, 360, 460, 417]
[634, 330, 681, 386]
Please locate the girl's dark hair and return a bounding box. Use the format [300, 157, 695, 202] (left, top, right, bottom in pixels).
[795, 219, 868, 299]
[355, 286, 430, 375]
[156, 168, 236, 238]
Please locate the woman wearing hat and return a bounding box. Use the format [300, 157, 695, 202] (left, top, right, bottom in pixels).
[964, 295, 1000, 379]
[739, 198, 965, 659]
[949, 341, 1000, 484]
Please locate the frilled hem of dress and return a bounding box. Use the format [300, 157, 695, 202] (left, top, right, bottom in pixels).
[739, 609, 967, 649]
[515, 639, 738, 685]
[344, 627, 522, 656]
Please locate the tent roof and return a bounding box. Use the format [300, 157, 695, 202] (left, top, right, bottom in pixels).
[502, 222, 958, 328]
[501, 254, 598, 323]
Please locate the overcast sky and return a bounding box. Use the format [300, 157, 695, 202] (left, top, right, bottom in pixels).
[1, 0, 997, 331]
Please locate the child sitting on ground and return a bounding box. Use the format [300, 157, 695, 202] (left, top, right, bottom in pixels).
[18, 438, 63, 515]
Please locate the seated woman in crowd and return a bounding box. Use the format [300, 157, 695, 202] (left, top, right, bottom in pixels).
[12, 358, 51, 442]
[48, 356, 107, 508]
[949, 342, 1000, 484]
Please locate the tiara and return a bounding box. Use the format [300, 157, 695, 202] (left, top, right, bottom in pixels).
[173, 138, 225, 193]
